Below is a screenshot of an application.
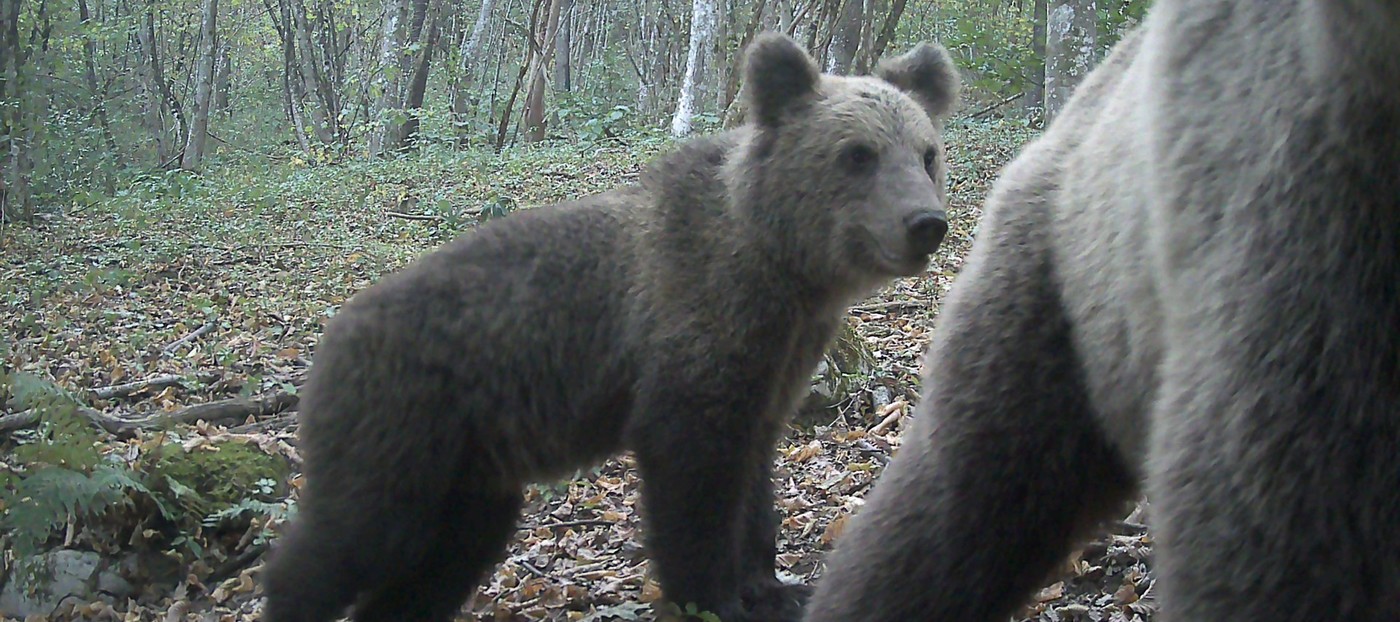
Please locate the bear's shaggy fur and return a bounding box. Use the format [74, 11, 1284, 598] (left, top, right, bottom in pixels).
[260, 32, 961, 622]
[803, 1, 1400, 621]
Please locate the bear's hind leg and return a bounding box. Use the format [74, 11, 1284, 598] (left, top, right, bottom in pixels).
[350, 489, 524, 622]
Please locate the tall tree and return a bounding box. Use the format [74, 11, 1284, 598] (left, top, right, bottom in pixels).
[77, 0, 117, 192]
[552, 0, 573, 92]
[266, 0, 344, 150]
[1, 0, 36, 221]
[181, 0, 219, 171]
[1045, 0, 1095, 121]
[671, 0, 716, 137]
[857, 0, 905, 71]
[449, 0, 495, 148]
[369, 0, 443, 155]
[522, 0, 563, 142]
[134, 0, 181, 165]
[1025, 0, 1048, 114]
[400, 0, 445, 147]
[826, 0, 863, 74]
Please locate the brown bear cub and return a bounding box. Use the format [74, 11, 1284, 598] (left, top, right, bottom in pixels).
[260, 32, 960, 622]
[803, 1, 1400, 621]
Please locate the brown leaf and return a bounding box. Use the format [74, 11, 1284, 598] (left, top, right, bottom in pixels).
[789, 440, 823, 463]
[1035, 581, 1065, 602]
[820, 514, 849, 547]
[1113, 578, 1140, 605]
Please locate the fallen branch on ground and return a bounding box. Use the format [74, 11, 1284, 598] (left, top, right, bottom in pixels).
[151, 391, 300, 429]
[163, 320, 217, 355]
[384, 210, 443, 222]
[228, 413, 299, 435]
[89, 374, 188, 400]
[1, 392, 299, 436]
[0, 409, 39, 434]
[205, 542, 270, 586]
[850, 300, 927, 314]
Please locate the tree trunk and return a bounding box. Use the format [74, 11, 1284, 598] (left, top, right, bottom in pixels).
[719, 0, 769, 127]
[214, 38, 231, 113]
[860, 0, 906, 70]
[826, 0, 863, 74]
[1045, 0, 1095, 122]
[368, 0, 412, 156]
[77, 0, 116, 192]
[450, 0, 494, 148]
[0, 0, 33, 222]
[1026, 0, 1048, 115]
[552, 0, 572, 92]
[851, 0, 878, 74]
[495, 0, 544, 151]
[134, 1, 175, 165]
[637, 0, 651, 113]
[283, 0, 340, 147]
[671, 0, 716, 137]
[522, 0, 563, 142]
[181, 0, 219, 171]
[711, 0, 731, 111]
[399, 0, 444, 148]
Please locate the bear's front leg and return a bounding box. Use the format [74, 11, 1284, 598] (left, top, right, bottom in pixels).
[738, 454, 811, 621]
[629, 377, 782, 621]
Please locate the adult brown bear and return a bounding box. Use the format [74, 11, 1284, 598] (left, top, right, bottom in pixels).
[260, 32, 962, 622]
[804, 1, 1400, 621]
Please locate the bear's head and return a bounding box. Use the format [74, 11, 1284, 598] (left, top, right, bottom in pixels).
[729, 32, 960, 295]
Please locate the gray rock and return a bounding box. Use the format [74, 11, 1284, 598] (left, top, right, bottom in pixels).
[0, 549, 140, 618]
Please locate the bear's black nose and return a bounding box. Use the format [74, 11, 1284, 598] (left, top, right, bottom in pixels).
[905, 211, 948, 255]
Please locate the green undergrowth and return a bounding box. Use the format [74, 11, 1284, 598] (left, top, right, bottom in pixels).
[0, 369, 292, 590]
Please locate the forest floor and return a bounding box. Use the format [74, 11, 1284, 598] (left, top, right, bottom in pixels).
[2, 120, 1154, 621]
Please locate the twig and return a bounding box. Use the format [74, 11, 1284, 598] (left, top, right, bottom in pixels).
[227, 412, 300, 434]
[868, 399, 909, 435]
[968, 91, 1025, 120]
[206, 131, 290, 162]
[205, 542, 270, 586]
[89, 374, 187, 400]
[517, 559, 579, 586]
[850, 300, 926, 314]
[163, 320, 217, 355]
[518, 560, 553, 580]
[384, 210, 443, 222]
[519, 518, 617, 530]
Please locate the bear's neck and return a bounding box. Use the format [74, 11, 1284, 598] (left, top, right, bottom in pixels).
[636, 127, 852, 315]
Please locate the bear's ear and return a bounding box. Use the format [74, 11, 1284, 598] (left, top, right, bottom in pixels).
[744, 32, 821, 127]
[875, 42, 961, 123]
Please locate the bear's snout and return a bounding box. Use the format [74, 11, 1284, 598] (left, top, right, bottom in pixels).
[904, 210, 948, 255]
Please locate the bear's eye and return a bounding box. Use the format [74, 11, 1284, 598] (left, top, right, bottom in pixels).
[843, 144, 879, 174]
[923, 147, 938, 169]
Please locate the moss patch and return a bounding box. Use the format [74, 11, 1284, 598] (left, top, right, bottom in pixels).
[149, 441, 289, 515]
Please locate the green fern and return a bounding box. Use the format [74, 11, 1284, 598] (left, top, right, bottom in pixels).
[4, 370, 103, 470]
[202, 494, 294, 545]
[2, 465, 138, 557]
